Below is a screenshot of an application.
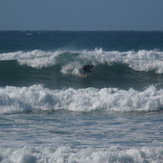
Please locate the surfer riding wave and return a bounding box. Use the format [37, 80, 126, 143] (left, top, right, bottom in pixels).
[81, 64, 94, 77]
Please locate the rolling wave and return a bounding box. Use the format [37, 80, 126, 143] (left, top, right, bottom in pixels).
[1, 146, 163, 163]
[1, 49, 163, 90]
[1, 48, 163, 74]
[0, 84, 163, 114]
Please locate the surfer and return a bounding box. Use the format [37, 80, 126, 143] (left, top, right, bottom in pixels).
[82, 64, 94, 75]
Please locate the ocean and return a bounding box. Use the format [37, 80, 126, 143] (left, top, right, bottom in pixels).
[0, 31, 163, 163]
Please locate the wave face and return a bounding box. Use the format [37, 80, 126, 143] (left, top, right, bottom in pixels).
[1, 49, 163, 90]
[1, 49, 163, 72]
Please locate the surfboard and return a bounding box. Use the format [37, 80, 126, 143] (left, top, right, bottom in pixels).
[80, 73, 86, 78]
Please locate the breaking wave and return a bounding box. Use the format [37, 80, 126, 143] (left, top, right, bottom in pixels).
[0, 84, 163, 114]
[1, 48, 163, 74]
[1, 146, 163, 163]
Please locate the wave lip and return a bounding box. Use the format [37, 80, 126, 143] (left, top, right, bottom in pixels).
[79, 48, 163, 73]
[0, 50, 63, 68]
[0, 85, 163, 114]
[1, 49, 163, 73]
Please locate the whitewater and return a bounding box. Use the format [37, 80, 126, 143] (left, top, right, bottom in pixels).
[1, 48, 163, 73]
[0, 31, 163, 163]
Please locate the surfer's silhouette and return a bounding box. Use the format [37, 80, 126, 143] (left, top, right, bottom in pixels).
[82, 64, 94, 76]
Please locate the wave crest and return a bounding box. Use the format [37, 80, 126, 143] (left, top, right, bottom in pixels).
[1, 49, 163, 73]
[0, 48, 163, 74]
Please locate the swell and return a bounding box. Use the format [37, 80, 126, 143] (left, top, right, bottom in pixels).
[1, 49, 163, 89]
[0, 60, 32, 86]
[0, 59, 160, 90]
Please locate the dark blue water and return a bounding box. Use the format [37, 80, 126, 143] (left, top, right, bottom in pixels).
[1, 31, 163, 53]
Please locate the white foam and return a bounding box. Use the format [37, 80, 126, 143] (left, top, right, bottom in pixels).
[59, 48, 163, 74]
[78, 48, 163, 73]
[0, 50, 63, 68]
[1, 49, 163, 73]
[61, 61, 82, 75]
[0, 85, 163, 114]
[0, 146, 163, 163]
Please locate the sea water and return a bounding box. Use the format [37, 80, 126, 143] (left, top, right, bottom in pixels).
[0, 31, 163, 162]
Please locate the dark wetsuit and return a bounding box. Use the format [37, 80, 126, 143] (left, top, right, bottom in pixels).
[82, 65, 94, 75]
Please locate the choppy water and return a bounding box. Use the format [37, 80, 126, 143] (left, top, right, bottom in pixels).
[0, 31, 163, 163]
